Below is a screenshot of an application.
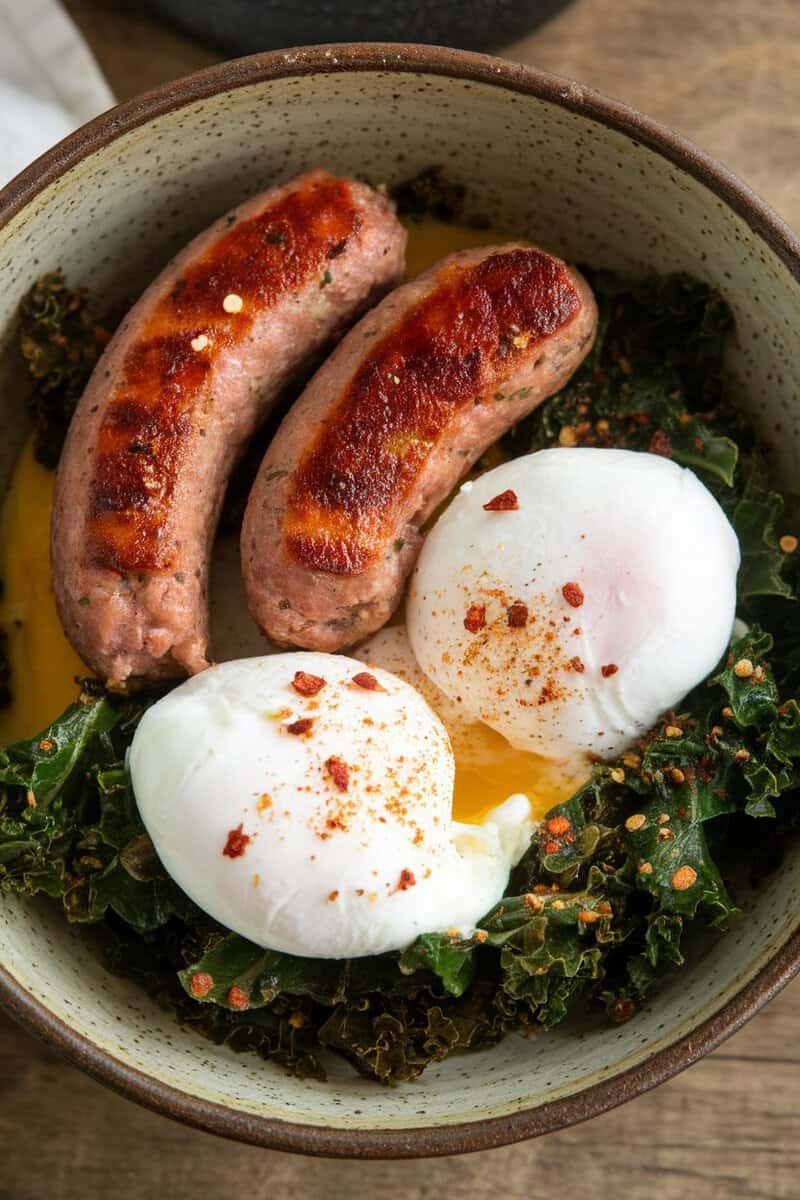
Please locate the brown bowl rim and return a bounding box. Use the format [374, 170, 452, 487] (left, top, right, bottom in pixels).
[1, 41, 799, 1159]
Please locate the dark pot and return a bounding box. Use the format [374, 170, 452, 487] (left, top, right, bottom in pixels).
[143, 0, 570, 55]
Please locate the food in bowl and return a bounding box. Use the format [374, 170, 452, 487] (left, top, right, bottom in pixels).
[1, 168, 798, 1084]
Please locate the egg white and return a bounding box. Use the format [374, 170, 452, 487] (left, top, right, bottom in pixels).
[129, 652, 533, 958]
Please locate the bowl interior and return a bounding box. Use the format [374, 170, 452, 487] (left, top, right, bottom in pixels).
[1, 52, 799, 1147]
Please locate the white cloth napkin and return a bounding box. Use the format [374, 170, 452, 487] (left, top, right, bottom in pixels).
[0, 0, 114, 187]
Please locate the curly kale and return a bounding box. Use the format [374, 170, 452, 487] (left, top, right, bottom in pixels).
[2, 268, 799, 1083]
[19, 270, 109, 467]
[391, 165, 489, 228]
[0, 697, 195, 926]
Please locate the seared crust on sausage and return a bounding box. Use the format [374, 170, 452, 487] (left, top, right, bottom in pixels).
[242, 243, 598, 651]
[51, 170, 406, 681]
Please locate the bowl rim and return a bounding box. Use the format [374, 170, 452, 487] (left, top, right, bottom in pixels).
[1, 40, 799, 1159]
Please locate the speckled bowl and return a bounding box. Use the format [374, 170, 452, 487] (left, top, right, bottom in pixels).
[1, 44, 799, 1158]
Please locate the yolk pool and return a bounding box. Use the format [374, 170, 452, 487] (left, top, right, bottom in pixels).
[402, 216, 502, 280]
[0, 439, 86, 743]
[0, 218, 583, 820]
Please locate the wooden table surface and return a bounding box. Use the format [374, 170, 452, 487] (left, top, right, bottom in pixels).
[4, 2, 800, 1195]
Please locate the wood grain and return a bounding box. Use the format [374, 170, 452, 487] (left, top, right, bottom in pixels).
[63, 0, 800, 231]
[2, 981, 799, 1197]
[4, 1, 800, 1194]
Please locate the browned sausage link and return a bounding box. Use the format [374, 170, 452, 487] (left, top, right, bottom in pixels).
[51, 170, 407, 681]
[242, 243, 598, 651]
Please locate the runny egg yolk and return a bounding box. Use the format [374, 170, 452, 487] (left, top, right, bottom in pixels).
[0, 217, 584, 821]
[447, 721, 585, 824]
[401, 216, 503, 280]
[0, 439, 86, 743]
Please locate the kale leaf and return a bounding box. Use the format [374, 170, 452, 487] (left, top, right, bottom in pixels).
[19, 270, 110, 468]
[391, 166, 471, 225]
[0, 696, 193, 929]
[179, 932, 438, 1009]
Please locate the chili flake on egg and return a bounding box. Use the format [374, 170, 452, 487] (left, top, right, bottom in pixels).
[223, 824, 251, 859]
[464, 603, 486, 633]
[483, 488, 519, 511]
[292, 670, 326, 696]
[561, 581, 584, 608]
[286, 717, 315, 736]
[325, 755, 350, 792]
[352, 671, 383, 691]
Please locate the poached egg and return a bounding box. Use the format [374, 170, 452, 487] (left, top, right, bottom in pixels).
[407, 447, 739, 761]
[130, 652, 533, 958]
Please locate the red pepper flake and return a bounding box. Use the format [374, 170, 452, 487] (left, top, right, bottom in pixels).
[648, 429, 672, 457]
[325, 755, 350, 792]
[328, 890, 340, 902]
[464, 603, 486, 633]
[601, 663, 619, 678]
[291, 670, 325, 697]
[562, 581, 584, 608]
[609, 997, 636, 1025]
[189, 972, 214, 998]
[352, 671, 383, 691]
[544, 840, 560, 855]
[286, 717, 314, 736]
[569, 655, 585, 673]
[506, 601, 528, 628]
[227, 986, 249, 1010]
[482, 488, 519, 511]
[222, 823, 251, 859]
[395, 868, 417, 891]
[546, 816, 571, 836]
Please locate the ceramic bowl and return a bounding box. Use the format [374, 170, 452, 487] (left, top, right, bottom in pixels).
[0, 44, 799, 1158]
